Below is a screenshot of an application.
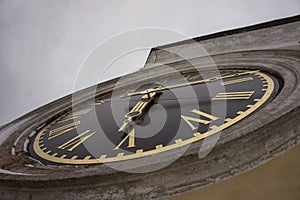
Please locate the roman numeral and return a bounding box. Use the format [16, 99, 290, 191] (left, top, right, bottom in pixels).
[221, 77, 254, 86]
[213, 91, 254, 100]
[48, 121, 80, 140]
[58, 130, 95, 152]
[114, 129, 136, 150]
[89, 99, 105, 106]
[153, 77, 169, 84]
[181, 109, 219, 130]
[58, 108, 92, 123]
[186, 73, 201, 81]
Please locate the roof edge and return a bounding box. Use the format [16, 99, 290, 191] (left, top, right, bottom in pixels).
[152, 15, 300, 50]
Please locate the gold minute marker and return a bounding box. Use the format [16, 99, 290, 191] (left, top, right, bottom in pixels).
[71, 156, 78, 160]
[84, 156, 91, 160]
[136, 149, 143, 154]
[60, 155, 67, 159]
[156, 144, 163, 150]
[175, 139, 183, 145]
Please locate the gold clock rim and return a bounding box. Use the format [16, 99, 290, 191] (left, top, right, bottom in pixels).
[33, 70, 275, 164]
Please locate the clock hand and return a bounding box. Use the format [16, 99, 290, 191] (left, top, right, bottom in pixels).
[118, 92, 157, 132]
[121, 70, 259, 98]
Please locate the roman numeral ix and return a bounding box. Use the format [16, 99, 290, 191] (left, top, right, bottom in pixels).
[48, 121, 80, 140]
[58, 130, 95, 152]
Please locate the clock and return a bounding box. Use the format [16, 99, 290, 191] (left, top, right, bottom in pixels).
[0, 50, 299, 200]
[28, 69, 279, 165]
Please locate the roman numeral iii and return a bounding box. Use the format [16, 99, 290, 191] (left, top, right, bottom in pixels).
[181, 109, 219, 130]
[213, 91, 254, 100]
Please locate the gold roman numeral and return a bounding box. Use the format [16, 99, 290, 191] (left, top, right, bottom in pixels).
[186, 73, 201, 81]
[213, 91, 254, 100]
[221, 77, 254, 86]
[48, 121, 80, 140]
[57, 130, 95, 152]
[114, 129, 136, 150]
[58, 108, 92, 123]
[89, 99, 105, 106]
[181, 109, 219, 130]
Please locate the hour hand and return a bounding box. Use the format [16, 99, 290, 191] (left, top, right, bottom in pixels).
[118, 118, 132, 132]
[118, 92, 156, 132]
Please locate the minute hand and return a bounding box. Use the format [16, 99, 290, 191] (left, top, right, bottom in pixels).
[121, 70, 259, 98]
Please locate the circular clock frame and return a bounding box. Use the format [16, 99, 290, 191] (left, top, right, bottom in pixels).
[0, 50, 299, 200]
[30, 69, 277, 166]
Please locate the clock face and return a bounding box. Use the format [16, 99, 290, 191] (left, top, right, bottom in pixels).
[28, 69, 279, 165]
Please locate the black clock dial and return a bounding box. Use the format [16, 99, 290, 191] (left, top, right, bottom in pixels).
[28, 69, 279, 165]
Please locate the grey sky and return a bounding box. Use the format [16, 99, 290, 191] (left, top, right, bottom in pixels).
[0, 0, 299, 125]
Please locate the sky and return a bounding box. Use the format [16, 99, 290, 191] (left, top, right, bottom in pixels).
[0, 0, 299, 125]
